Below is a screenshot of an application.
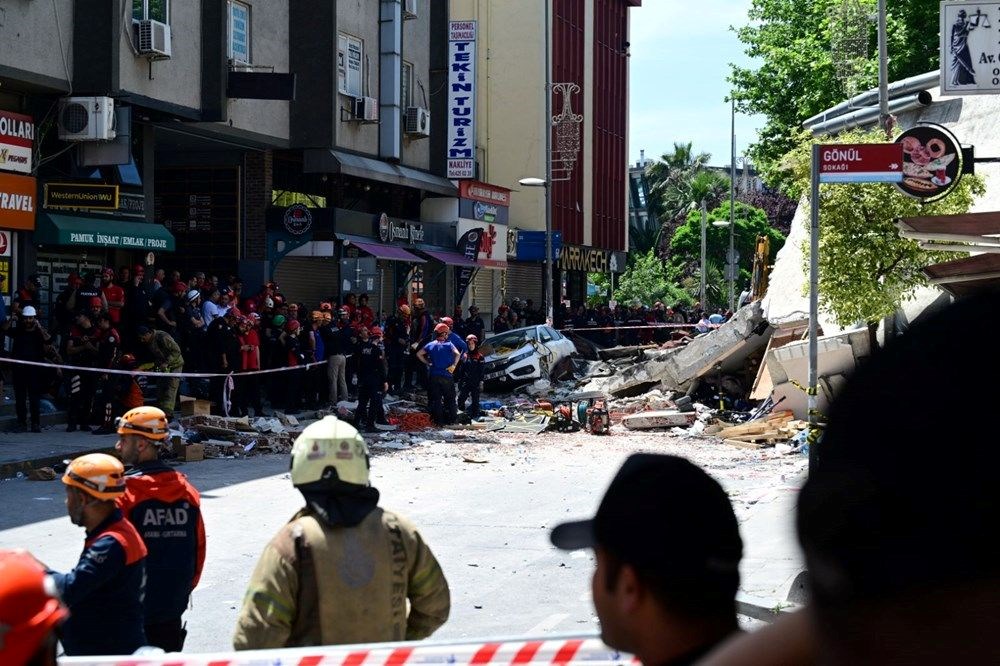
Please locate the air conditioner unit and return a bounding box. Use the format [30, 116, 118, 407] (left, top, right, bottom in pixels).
[57, 97, 116, 141]
[353, 96, 379, 122]
[405, 107, 431, 137]
[403, 0, 418, 19]
[137, 19, 172, 58]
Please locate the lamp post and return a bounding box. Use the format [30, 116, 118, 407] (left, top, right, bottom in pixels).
[519, 177, 553, 323]
[700, 199, 707, 308]
[729, 96, 737, 312]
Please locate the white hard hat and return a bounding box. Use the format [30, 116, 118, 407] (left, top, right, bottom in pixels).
[187, 289, 201, 302]
[290, 416, 370, 487]
[21, 306, 37, 317]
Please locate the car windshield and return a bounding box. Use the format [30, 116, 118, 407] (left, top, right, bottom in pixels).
[484, 328, 536, 355]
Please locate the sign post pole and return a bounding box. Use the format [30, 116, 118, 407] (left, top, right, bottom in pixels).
[808, 144, 821, 472]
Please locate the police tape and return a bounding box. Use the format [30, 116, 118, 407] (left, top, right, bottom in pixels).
[558, 323, 721, 332]
[60, 636, 636, 666]
[0, 356, 328, 379]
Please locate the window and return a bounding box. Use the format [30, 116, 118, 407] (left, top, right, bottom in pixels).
[401, 61, 414, 107]
[228, 1, 251, 64]
[133, 0, 169, 23]
[337, 33, 364, 97]
[539, 327, 554, 343]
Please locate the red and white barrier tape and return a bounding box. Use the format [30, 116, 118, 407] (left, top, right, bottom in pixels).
[60, 636, 635, 666]
[558, 323, 721, 332]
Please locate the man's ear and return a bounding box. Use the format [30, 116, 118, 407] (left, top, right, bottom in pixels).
[616, 563, 643, 613]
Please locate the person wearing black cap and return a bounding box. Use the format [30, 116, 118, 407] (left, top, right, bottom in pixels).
[550, 454, 743, 666]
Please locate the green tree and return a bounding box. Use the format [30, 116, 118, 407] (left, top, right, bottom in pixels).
[731, 0, 941, 191]
[780, 128, 984, 339]
[614, 250, 693, 308]
[669, 201, 785, 307]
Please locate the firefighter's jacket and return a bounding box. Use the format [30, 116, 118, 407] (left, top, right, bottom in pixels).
[118, 460, 206, 622]
[232, 506, 450, 649]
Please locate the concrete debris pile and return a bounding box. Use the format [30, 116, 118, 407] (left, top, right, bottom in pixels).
[174, 412, 307, 458]
[703, 410, 809, 450]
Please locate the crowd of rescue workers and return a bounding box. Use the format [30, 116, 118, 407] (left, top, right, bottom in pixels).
[0, 267, 730, 434]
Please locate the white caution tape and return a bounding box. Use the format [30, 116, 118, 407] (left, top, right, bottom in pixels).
[60, 635, 635, 666]
[0, 356, 328, 378]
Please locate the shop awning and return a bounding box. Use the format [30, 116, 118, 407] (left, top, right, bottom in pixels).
[35, 213, 176, 252]
[303, 149, 458, 196]
[339, 234, 425, 263]
[419, 249, 480, 268]
[897, 212, 1000, 245]
[923, 252, 1000, 297]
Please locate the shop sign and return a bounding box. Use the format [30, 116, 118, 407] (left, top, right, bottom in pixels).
[375, 212, 425, 244]
[512, 229, 561, 261]
[458, 219, 506, 267]
[44, 182, 119, 210]
[459, 198, 508, 224]
[0, 110, 34, 175]
[455, 227, 482, 303]
[558, 244, 627, 274]
[940, 2, 1000, 96]
[459, 180, 510, 206]
[0, 229, 11, 256]
[894, 125, 964, 201]
[64, 230, 169, 250]
[0, 172, 37, 231]
[447, 21, 477, 179]
[283, 203, 313, 236]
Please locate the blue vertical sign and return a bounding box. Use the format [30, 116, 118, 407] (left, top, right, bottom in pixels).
[447, 21, 477, 179]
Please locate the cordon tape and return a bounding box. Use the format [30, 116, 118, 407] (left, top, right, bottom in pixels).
[60, 636, 636, 666]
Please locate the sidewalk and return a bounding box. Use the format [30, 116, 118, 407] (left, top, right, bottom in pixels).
[0, 427, 118, 478]
[735, 470, 807, 619]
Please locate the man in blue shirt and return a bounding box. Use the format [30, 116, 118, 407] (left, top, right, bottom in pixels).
[416, 323, 461, 426]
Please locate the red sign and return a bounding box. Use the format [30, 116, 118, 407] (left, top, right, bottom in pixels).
[0, 230, 9, 256]
[0, 172, 37, 231]
[818, 143, 904, 183]
[459, 180, 511, 207]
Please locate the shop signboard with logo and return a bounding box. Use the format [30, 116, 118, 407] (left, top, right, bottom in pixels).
[44, 182, 120, 210]
[454, 227, 482, 302]
[558, 243, 627, 274]
[457, 219, 507, 268]
[447, 21, 477, 179]
[0, 172, 37, 231]
[0, 110, 34, 175]
[940, 2, 1000, 96]
[375, 212, 427, 245]
[894, 124, 965, 202]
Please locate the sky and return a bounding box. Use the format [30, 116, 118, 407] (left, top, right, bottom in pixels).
[628, 0, 764, 169]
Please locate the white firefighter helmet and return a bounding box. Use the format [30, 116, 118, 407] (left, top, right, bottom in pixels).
[290, 416, 370, 487]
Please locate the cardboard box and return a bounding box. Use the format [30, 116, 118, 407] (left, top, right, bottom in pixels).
[177, 443, 205, 462]
[179, 397, 212, 417]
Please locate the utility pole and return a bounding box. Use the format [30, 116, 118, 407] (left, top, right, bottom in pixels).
[543, 1, 554, 325]
[877, 0, 890, 136]
[729, 97, 737, 312]
[700, 199, 707, 308]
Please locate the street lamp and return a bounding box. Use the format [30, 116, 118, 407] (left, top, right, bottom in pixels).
[519, 176, 554, 324]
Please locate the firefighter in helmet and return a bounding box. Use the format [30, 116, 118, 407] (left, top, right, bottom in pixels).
[0, 550, 68, 666]
[233, 415, 450, 649]
[48, 453, 148, 656]
[115, 406, 207, 651]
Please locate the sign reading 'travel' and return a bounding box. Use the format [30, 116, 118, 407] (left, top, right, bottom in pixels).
[818, 143, 905, 184]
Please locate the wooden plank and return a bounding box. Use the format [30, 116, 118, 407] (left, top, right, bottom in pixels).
[718, 423, 770, 438]
[723, 438, 766, 450]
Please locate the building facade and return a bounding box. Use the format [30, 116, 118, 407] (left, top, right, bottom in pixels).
[444, 0, 637, 312]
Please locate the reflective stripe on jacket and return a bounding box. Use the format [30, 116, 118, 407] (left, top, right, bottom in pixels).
[233, 506, 450, 650]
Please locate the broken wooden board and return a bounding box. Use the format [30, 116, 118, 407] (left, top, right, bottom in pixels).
[723, 438, 767, 450]
[623, 410, 697, 430]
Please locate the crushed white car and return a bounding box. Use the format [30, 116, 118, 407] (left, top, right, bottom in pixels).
[481, 325, 576, 389]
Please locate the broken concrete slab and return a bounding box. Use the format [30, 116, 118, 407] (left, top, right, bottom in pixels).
[597, 345, 657, 361]
[581, 302, 771, 397]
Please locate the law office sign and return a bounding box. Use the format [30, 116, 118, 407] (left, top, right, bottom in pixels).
[940, 2, 1000, 96]
[447, 21, 477, 179]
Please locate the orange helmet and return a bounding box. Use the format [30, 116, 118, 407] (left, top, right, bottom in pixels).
[434, 323, 450, 335]
[115, 406, 169, 441]
[0, 550, 67, 665]
[62, 453, 126, 501]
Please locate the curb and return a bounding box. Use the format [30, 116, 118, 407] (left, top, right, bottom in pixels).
[736, 593, 801, 623]
[0, 444, 117, 480]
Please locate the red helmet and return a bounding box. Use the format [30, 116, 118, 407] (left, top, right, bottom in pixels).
[173, 282, 187, 295]
[119, 353, 137, 369]
[320, 301, 333, 312]
[466, 334, 479, 343]
[88, 296, 103, 308]
[0, 550, 68, 665]
[434, 323, 450, 335]
[441, 317, 454, 327]
[498, 304, 510, 313]
[102, 267, 115, 279]
[286, 319, 301, 332]
[243, 299, 258, 313]
[68, 273, 82, 288]
[369, 326, 383, 338]
[273, 294, 285, 306]
[133, 264, 146, 275]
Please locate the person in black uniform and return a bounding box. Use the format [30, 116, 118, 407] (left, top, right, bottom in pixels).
[65, 312, 99, 432]
[354, 326, 389, 431]
[207, 309, 242, 414]
[465, 305, 485, 343]
[382, 305, 409, 395]
[457, 334, 485, 418]
[2, 306, 52, 432]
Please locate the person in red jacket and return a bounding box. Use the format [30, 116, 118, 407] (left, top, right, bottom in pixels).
[0, 549, 69, 666]
[115, 407, 207, 652]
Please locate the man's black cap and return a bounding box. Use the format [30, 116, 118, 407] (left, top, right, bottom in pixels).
[136, 325, 151, 335]
[550, 454, 742, 575]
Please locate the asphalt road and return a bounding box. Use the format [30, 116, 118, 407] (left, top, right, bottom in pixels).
[0, 430, 805, 654]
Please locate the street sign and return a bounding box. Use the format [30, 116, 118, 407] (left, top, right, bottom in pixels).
[725, 248, 740, 264]
[817, 143, 905, 184]
[724, 264, 738, 281]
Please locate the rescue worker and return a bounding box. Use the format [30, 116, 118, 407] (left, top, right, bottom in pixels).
[457, 334, 485, 419]
[0, 550, 68, 666]
[115, 406, 207, 652]
[233, 416, 450, 649]
[2, 305, 51, 433]
[92, 353, 144, 435]
[416, 323, 461, 426]
[355, 326, 389, 432]
[439, 317, 469, 355]
[65, 312, 99, 432]
[322, 307, 349, 405]
[138, 325, 185, 413]
[493, 304, 512, 333]
[384, 303, 410, 394]
[406, 298, 434, 389]
[49, 453, 148, 656]
[465, 305, 486, 342]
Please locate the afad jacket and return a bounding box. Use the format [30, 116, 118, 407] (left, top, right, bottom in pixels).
[50, 510, 148, 656]
[118, 460, 206, 623]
